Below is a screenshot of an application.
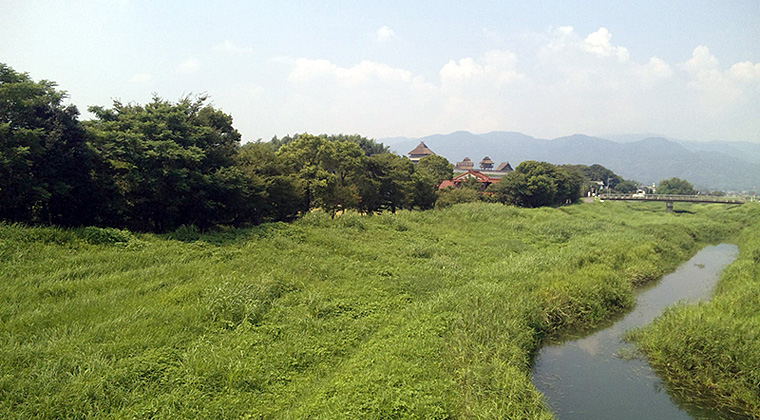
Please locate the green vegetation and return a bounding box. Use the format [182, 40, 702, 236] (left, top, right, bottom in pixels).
[0, 63, 98, 226]
[487, 160, 583, 207]
[560, 163, 639, 194]
[2, 63, 669, 235]
[4, 62, 755, 419]
[3, 63, 440, 231]
[631, 208, 760, 418]
[657, 177, 698, 195]
[1, 201, 757, 419]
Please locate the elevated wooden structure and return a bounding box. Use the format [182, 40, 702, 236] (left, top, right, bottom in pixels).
[408, 141, 435, 164]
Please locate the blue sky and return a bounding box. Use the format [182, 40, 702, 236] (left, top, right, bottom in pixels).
[2, 1, 759, 142]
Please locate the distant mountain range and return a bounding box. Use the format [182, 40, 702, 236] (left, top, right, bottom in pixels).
[381, 132, 760, 192]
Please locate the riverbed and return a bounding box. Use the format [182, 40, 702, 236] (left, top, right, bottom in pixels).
[532, 243, 739, 419]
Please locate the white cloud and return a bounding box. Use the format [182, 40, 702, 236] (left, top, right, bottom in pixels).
[440, 50, 523, 88]
[270, 29, 759, 141]
[729, 61, 760, 83]
[481, 27, 504, 43]
[682, 45, 720, 73]
[177, 58, 200, 73]
[288, 58, 336, 82]
[636, 57, 673, 87]
[214, 40, 254, 54]
[268, 55, 291, 64]
[679, 46, 757, 117]
[544, 26, 575, 53]
[440, 58, 480, 81]
[130, 73, 153, 84]
[249, 85, 264, 97]
[583, 27, 630, 62]
[376, 26, 396, 42]
[557, 26, 574, 36]
[281, 58, 438, 136]
[288, 58, 413, 85]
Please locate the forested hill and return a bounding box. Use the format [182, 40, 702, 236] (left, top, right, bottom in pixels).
[385, 132, 760, 191]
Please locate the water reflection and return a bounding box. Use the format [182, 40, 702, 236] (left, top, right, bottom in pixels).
[532, 244, 738, 420]
[577, 335, 600, 356]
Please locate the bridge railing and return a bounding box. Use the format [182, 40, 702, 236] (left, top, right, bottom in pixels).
[599, 194, 747, 204]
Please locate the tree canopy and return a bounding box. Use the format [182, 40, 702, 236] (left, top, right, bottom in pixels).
[0, 63, 100, 226]
[657, 177, 697, 195]
[488, 161, 582, 207]
[86, 95, 245, 231]
[1, 62, 656, 232]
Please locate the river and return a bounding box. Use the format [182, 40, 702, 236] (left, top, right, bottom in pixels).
[531, 243, 739, 419]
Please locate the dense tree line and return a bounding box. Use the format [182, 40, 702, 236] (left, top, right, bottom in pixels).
[559, 163, 639, 194]
[487, 161, 584, 207]
[0, 64, 457, 232]
[1, 63, 101, 226]
[656, 177, 697, 195]
[2, 63, 663, 232]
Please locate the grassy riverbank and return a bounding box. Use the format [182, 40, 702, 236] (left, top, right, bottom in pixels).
[632, 206, 760, 419]
[0, 201, 755, 419]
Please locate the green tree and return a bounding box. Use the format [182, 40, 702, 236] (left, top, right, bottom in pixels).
[435, 187, 481, 209]
[584, 163, 622, 189]
[270, 133, 389, 156]
[0, 63, 102, 226]
[488, 161, 582, 207]
[514, 161, 559, 207]
[409, 171, 438, 210]
[324, 133, 389, 156]
[487, 172, 530, 206]
[554, 165, 584, 204]
[613, 180, 638, 194]
[416, 155, 453, 184]
[276, 134, 329, 211]
[87, 95, 243, 231]
[236, 141, 304, 222]
[657, 177, 697, 195]
[406, 155, 452, 210]
[276, 134, 368, 217]
[364, 153, 414, 213]
[317, 141, 365, 217]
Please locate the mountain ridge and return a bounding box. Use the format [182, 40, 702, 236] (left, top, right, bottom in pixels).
[383, 131, 760, 191]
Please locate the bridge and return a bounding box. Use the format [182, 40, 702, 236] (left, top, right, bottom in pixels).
[599, 194, 748, 212]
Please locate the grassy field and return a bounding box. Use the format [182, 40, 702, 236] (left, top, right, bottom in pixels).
[0, 201, 757, 419]
[631, 209, 760, 419]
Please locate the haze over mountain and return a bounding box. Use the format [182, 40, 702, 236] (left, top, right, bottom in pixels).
[384, 132, 760, 192]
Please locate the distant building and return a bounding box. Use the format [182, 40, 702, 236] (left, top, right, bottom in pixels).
[495, 162, 513, 172]
[438, 170, 502, 191]
[454, 157, 474, 171]
[408, 141, 435, 163]
[406, 143, 514, 187]
[479, 156, 495, 170]
[453, 157, 513, 176]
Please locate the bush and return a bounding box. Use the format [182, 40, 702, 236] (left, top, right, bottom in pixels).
[435, 188, 481, 209]
[79, 226, 134, 245]
[168, 225, 202, 242]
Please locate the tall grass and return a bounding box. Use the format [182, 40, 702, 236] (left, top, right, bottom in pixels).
[631, 204, 760, 419]
[0, 201, 755, 419]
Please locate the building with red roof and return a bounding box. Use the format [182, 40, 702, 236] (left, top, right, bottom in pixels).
[438, 170, 502, 191]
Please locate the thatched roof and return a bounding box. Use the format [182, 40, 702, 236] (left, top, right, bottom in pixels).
[479, 156, 495, 165]
[408, 141, 435, 157]
[455, 157, 474, 170]
[496, 162, 513, 172]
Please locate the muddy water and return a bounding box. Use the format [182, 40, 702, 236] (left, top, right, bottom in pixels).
[531, 244, 738, 420]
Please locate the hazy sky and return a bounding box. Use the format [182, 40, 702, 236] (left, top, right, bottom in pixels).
[2, 1, 759, 143]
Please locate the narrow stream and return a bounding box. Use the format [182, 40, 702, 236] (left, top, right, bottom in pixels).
[531, 243, 739, 420]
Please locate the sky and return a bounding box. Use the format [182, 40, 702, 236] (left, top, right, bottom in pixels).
[2, 1, 759, 143]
